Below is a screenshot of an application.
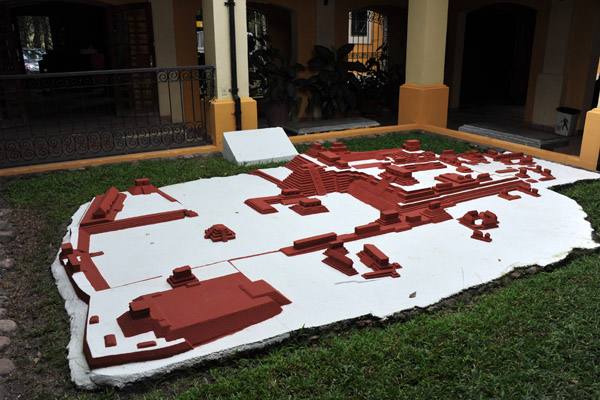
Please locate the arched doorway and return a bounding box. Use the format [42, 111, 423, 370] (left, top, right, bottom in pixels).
[347, 8, 388, 69]
[346, 5, 407, 120]
[247, 3, 294, 64]
[449, 3, 574, 150]
[246, 3, 295, 126]
[459, 3, 536, 107]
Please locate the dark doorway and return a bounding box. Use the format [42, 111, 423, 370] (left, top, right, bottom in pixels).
[11, 2, 108, 73]
[247, 3, 292, 64]
[460, 3, 536, 107]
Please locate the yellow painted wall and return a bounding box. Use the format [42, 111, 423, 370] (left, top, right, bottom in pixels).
[445, 0, 550, 124]
[171, 0, 204, 125]
[562, 0, 600, 129]
[173, 0, 203, 67]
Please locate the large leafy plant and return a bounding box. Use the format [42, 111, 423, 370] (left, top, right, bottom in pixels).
[357, 44, 405, 111]
[302, 44, 367, 119]
[248, 35, 305, 116]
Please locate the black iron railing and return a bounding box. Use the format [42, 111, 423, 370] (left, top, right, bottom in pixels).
[348, 9, 388, 70]
[0, 66, 215, 168]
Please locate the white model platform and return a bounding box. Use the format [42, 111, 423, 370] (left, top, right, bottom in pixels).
[51, 141, 600, 389]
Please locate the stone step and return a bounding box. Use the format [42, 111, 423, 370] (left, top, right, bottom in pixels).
[284, 117, 380, 136]
[458, 122, 570, 149]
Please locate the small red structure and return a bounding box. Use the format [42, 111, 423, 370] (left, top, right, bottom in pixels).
[392, 150, 437, 164]
[322, 242, 357, 276]
[528, 165, 555, 181]
[378, 162, 446, 186]
[137, 341, 157, 349]
[59, 243, 109, 292]
[459, 150, 490, 165]
[357, 244, 401, 279]
[496, 168, 519, 174]
[402, 139, 421, 151]
[204, 224, 236, 242]
[476, 173, 492, 182]
[516, 168, 530, 178]
[471, 230, 492, 242]
[282, 232, 338, 256]
[104, 334, 117, 348]
[329, 142, 350, 153]
[491, 152, 535, 166]
[459, 210, 499, 230]
[327, 240, 349, 254]
[81, 187, 126, 226]
[244, 188, 304, 214]
[376, 209, 402, 226]
[498, 189, 521, 200]
[439, 150, 462, 166]
[127, 178, 178, 202]
[421, 201, 453, 223]
[167, 266, 200, 288]
[290, 198, 329, 216]
[379, 164, 419, 186]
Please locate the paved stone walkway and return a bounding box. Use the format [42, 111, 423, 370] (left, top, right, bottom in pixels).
[0, 193, 17, 398]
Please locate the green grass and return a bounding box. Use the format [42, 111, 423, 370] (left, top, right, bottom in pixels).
[2, 131, 599, 399]
[171, 253, 600, 400]
[294, 130, 477, 154]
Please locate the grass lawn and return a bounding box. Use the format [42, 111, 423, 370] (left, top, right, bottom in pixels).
[2, 131, 599, 399]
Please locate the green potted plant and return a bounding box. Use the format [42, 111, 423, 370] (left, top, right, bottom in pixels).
[248, 36, 305, 127]
[357, 44, 405, 115]
[357, 70, 385, 116]
[302, 44, 367, 119]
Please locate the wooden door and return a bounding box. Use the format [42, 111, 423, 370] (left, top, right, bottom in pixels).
[107, 3, 157, 117]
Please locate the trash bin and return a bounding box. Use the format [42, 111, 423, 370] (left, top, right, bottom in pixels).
[555, 107, 580, 136]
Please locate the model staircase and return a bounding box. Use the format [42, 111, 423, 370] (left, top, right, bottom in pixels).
[308, 166, 327, 195]
[279, 163, 365, 197]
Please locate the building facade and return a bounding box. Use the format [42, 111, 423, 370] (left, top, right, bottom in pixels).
[0, 0, 599, 172]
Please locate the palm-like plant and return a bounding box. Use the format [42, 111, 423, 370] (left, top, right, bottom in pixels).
[302, 44, 367, 119]
[248, 36, 305, 125]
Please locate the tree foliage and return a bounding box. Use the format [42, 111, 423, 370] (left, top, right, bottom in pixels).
[18, 16, 52, 50]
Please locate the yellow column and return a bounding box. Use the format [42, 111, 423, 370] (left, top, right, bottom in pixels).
[579, 108, 600, 170]
[531, 0, 574, 127]
[150, 0, 183, 121]
[203, 0, 257, 149]
[398, 0, 449, 127]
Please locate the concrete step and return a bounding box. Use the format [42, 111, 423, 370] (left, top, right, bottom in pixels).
[458, 122, 570, 149]
[284, 117, 380, 136]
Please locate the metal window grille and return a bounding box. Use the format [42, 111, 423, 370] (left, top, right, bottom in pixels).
[0, 66, 215, 168]
[348, 9, 388, 71]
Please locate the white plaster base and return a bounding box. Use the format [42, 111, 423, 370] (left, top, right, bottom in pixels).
[53, 155, 600, 389]
[222, 127, 298, 165]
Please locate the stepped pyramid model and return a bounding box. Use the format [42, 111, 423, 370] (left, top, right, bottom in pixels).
[279, 162, 364, 196]
[204, 224, 236, 242]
